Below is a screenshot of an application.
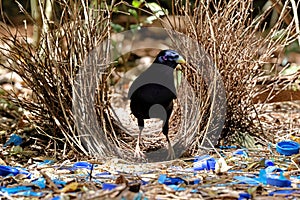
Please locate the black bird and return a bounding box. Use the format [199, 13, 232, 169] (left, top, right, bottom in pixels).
[128, 50, 186, 159]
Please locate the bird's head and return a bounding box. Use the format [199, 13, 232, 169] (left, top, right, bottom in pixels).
[154, 50, 186, 70]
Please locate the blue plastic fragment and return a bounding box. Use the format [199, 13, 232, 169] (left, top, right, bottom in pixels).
[193, 156, 216, 171]
[3, 134, 23, 147]
[52, 179, 67, 188]
[32, 177, 46, 189]
[158, 174, 185, 185]
[102, 183, 117, 190]
[15, 190, 44, 197]
[1, 186, 32, 194]
[38, 160, 54, 166]
[264, 159, 274, 167]
[265, 166, 283, 174]
[234, 176, 260, 186]
[158, 174, 167, 184]
[51, 196, 61, 200]
[276, 140, 300, 156]
[165, 177, 185, 185]
[73, 161, 92, 170]
[255, 169, 267, 184]
[219, 145, 237, 149]
[0, 165, 31, 178]
[267, 172, 291, 187]
[158, 174, 186, 185]
[238, 193, 251, 200]
[188, 179, 200, 185]
[269, 190, 295, 196]
[95, 171, 114, 179]
[141, 179, 149, 185]
[233, 149, 248, 157]
[167, 185, 186, 191]
[158, 174, 199, 187]
[96, 171, 110, 176]
[0, 165, 19, 176]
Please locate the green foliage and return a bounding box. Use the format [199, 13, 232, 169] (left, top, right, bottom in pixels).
[132, 0, 144, 8]
[128, 8, 138, 18]
[110, 22, 125, 32]
[144, 2, 168, 24]
[110, 1, 167, 33]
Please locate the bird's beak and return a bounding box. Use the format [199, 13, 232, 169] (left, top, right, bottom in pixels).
[175, 55, 186, 71]
[176, 56, 186, 64]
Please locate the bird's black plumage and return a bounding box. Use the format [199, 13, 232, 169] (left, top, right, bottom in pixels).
[128, 50, 185, 159]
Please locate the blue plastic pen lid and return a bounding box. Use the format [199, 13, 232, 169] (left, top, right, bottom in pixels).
[276, 140, 300, 156]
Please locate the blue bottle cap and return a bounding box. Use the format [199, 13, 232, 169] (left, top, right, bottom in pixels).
[276, 140, 300, 156]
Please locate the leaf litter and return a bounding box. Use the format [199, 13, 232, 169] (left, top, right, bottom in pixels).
[1, 140, 300, 199]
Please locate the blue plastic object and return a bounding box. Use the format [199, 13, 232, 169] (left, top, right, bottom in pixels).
[158, 174, 167, 184]
[15, 191, 44, 197]
[269, 190, 295, 196]
[276, 140, 300, 156]
[158, 174, 185, 185]
[38, 160, 54, 166]
[102, 183, 117, 190]
[0, 165, 31, 178]
[96, 171, 110, 176]
[3, 134, 23, 147]
[264, 159, 274, 167]
[95, 171, 114, 179]
[233, 149, 248, 157]
[256, 169, 267, 184]
[158, 174, 199, 186]
[0, 186, 32, 194]
[193, 156, 216, 171]
[52, 179, 67, 188]
[267, 172, 291, 187]
[141, 180, 149, 185]
[167, 185, 186, 191]
[234, 176, 260, 186]
[51, 196, 61, 200]
[0, 165, 19, 176]
[32, 177, 46, 189]
[265, 166, 283, 174]
[73, 161, 92, 170]
[219, 145, 237, 149]
[238, 193, 251, 200]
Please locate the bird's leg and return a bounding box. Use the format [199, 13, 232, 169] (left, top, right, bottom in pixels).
[134, 120, 145, 158]
[166, 135, 175, 160]
[163, 120, 175, 160]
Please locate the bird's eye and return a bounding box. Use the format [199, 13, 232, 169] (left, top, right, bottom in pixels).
[174, 55, 179, 59]
[162, 56, 168, 61]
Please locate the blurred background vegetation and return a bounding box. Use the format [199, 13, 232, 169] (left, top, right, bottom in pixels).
[0, 0, 299, 159]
